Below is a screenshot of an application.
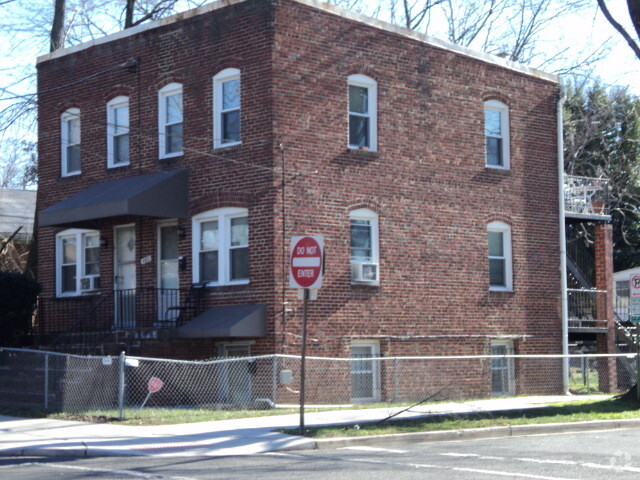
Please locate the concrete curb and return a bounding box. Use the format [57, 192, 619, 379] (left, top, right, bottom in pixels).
[312, 418, 640, 450]
[0, 447, 132, 458]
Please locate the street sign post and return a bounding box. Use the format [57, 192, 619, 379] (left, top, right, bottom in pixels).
[290, 236, 324, 435]
[140, 376, 164, 409]
[630, 275, 640, 402]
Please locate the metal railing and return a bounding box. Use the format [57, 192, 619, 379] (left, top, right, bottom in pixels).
[0, 348, 634, 418]
[564, 175, 610, 217]
[36, 287, 199, 354]
[567, 288, 609, 329]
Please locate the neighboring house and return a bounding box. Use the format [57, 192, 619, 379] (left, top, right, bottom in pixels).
[34, 0, 611, 400]
[0, 187, 36, 272]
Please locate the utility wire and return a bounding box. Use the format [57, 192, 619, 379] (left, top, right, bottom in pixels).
[0, 59, 137, 101]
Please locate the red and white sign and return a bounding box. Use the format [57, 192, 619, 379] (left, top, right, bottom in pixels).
[631, 275, 640, 298]
[290, 236, 323, 289]
[148, 377, 164, 393]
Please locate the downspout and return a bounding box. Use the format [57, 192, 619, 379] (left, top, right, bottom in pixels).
[557, 92, 569, 394]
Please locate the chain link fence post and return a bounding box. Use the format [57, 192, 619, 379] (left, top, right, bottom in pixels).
[43, 353, 49, 410]
[271, 354, 277, 405]
[118, 351, 125, 420]
[393, 357, 398, 403]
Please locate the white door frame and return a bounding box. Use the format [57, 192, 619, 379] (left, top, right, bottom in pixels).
[490, 340, 515, 396]
[218, 342, 254, 405]
[156, 220, 179, 324]
[350, 340, 381, 403]
[113, 224, 136, 328]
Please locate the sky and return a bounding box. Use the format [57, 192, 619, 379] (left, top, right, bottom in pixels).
[0, 0, 639, 147]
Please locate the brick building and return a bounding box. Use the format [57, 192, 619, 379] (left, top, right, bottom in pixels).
[35, 0, 568, 399]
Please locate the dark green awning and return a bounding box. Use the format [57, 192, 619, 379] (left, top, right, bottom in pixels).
[176, 304, 267, 338]
[39, 169, 188, 227]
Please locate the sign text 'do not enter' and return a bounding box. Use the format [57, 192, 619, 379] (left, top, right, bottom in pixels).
[290, 236, 323, 289]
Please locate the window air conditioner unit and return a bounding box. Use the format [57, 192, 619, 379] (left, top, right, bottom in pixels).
[351, 263, 379, 283]
[79, 276, 100, 292]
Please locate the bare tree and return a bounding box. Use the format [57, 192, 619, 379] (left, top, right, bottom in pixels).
[442, 0, 507, 48]
[50, 0, 65, 51]
[597, 0, 640, 60]
[124, 0, 181, 29]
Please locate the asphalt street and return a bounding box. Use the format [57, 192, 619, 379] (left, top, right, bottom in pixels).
[2, 428, 640, 480]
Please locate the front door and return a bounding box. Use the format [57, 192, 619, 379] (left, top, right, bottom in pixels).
[157, 222, 179, 325]
[220, 344, 253, 405]
[350, 342, 381, 403]
[114, 225, 136, 329]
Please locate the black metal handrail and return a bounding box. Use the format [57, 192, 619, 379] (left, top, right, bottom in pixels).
[48, 291, 115, 347]
[37, 287, 199, 354]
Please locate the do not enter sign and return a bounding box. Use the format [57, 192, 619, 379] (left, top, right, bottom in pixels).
[290, 236, 323, 289]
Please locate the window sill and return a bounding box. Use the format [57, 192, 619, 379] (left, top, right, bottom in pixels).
[107, 162, 131, 169]
[55, 292, 101, 299]
[489, 287, 513, 293]
[348, 148, 379, 158]
[61, 172, 81, 178]
[201, 279, 250, 288]
[213, 143, 242, 153]
[159, 152, 184, 161]
[485, 164, 510, 172]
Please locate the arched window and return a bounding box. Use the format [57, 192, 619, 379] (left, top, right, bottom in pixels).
[192, 207, 249, 285]
[349, 208, 379, 284]
[487, 221, 512, 290]
[484, 100, 510, 169]
[107, 96, 130, 168]
[348, 75, 377, 151]
[61, 108, 81, 176]
[158, 83, 183, 158]
[213, 68, 241, 148]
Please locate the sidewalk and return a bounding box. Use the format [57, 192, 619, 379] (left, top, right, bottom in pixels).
[0, 395, 633, 458]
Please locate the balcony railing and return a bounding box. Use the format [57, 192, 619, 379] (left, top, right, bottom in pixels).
[564, 175, 610, 219]
[35, 287, 204, 352]
[567, 288, 608, 331]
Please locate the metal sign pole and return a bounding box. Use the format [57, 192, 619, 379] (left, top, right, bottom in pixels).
[299, 288, 309, 436]
[637, 327, 640, 404]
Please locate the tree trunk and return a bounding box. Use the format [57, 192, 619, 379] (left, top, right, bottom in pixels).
[125, 0, 135, 29]
[50, 0, 66, 52]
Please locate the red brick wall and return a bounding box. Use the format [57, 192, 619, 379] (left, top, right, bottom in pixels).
[270, 0, 561, 359]
[36, 0, 562, 362]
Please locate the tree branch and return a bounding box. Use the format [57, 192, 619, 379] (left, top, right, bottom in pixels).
[597, 0, 640, 60]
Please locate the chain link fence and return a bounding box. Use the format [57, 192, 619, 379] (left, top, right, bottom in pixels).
[0, 348, 636, 419]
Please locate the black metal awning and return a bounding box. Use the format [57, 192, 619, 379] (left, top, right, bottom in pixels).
[39, 169, 188, 227]
[175, 304, 267, 338]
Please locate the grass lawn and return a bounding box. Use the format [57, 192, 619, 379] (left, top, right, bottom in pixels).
[284, 396, 640, 438]
[0, 406, 305, 426]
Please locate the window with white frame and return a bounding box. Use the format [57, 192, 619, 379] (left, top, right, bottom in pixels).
[107, 96, 130, 168]
[484, 100, 510, 168]
[213, 68, 241, 148]
[61, 108, 81, 176]
[56, 229, 101, 296]
[192, 208, 249, 285]
[350, 209, 379, 284]
[487, 221, 512, 291]
[158, 83, 183, 158]
[348, 75, 377, 151]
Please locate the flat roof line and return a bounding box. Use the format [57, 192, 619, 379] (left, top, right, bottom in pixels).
[36, 0, 557, 83]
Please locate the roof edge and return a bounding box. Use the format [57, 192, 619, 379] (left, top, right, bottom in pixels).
[36, 0, 558, 83]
